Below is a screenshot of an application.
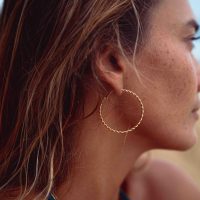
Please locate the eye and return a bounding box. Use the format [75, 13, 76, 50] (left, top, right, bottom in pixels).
[186, 33, 200, 50]
[190, 36, 200, 41]
[191, 34, 200, 61]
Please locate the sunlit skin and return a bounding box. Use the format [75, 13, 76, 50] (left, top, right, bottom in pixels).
[53, 0, 200, 200]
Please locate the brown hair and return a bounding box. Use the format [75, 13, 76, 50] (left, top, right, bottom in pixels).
[0, 0, 156, 198]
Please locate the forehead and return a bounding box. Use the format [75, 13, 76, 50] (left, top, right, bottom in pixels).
[150, 0, 195, 29]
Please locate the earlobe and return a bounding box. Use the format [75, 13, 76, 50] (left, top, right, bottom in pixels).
[96, 50, 125, 96]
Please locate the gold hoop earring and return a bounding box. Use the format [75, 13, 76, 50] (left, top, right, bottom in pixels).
[99, 89, 144, 134]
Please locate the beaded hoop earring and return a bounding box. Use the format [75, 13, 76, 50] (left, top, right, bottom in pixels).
[99, 89, 144, 134]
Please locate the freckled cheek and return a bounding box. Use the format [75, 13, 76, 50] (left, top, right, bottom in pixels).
[141, 47, 197, 107]
[176, 53, 197, 91]
[161, 52, 197, 105]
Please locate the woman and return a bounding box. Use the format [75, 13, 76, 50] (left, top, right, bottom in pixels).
[0, 0, 200, 199]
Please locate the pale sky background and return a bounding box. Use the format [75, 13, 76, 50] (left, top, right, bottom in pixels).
[190, 0, 200, 62]
[0, 0, 199, 60]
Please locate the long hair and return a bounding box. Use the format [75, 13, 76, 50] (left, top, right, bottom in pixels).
[0, 0, 156, 198]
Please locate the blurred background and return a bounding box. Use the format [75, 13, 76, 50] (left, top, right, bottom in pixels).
[190, 0, 200, 62]
[0, 0, 199, 185]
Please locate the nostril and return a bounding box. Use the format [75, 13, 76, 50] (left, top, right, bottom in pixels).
[197, 69, 200, 92]
[197, 78, 200, 92]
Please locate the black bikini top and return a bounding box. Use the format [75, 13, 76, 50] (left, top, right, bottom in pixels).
[48, 188, 130, 200]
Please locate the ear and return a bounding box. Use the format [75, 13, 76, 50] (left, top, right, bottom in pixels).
[96, 48, 126, 96]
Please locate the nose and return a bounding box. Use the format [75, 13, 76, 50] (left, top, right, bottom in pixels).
[197, 62, 200, 92]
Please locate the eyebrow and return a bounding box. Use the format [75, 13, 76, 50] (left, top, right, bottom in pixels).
[186, 19, 199, 32]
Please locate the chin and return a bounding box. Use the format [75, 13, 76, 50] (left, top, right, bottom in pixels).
[165, 128, 198, 151]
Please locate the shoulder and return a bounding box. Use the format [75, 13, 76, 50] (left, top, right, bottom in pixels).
[143, 157, 195, 182]
[124, 158, 200, 200]
[138, 158, 200, 200]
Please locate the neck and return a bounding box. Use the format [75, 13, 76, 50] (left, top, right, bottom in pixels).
[55, 109, 154, 200]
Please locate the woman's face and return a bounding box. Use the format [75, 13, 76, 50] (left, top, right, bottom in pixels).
[127, 0, 200, 150]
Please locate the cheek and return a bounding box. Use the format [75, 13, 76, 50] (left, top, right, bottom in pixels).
[134, 44, 198, 149]
[138, 44, 197, 112]
[161, 52, 196, 107]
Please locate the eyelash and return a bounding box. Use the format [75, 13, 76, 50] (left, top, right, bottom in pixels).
[190, 36, 200, 41]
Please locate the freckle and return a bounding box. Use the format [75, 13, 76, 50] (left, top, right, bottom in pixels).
[170, 58, 175, 67]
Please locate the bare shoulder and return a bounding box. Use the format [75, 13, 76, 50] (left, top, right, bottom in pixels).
[137, 158, 200, 200]
[126, 157, 200, 200]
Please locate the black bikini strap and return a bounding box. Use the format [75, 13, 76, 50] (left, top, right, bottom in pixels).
[48, 188, 131, 200]
[119, 188, 131, 200]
